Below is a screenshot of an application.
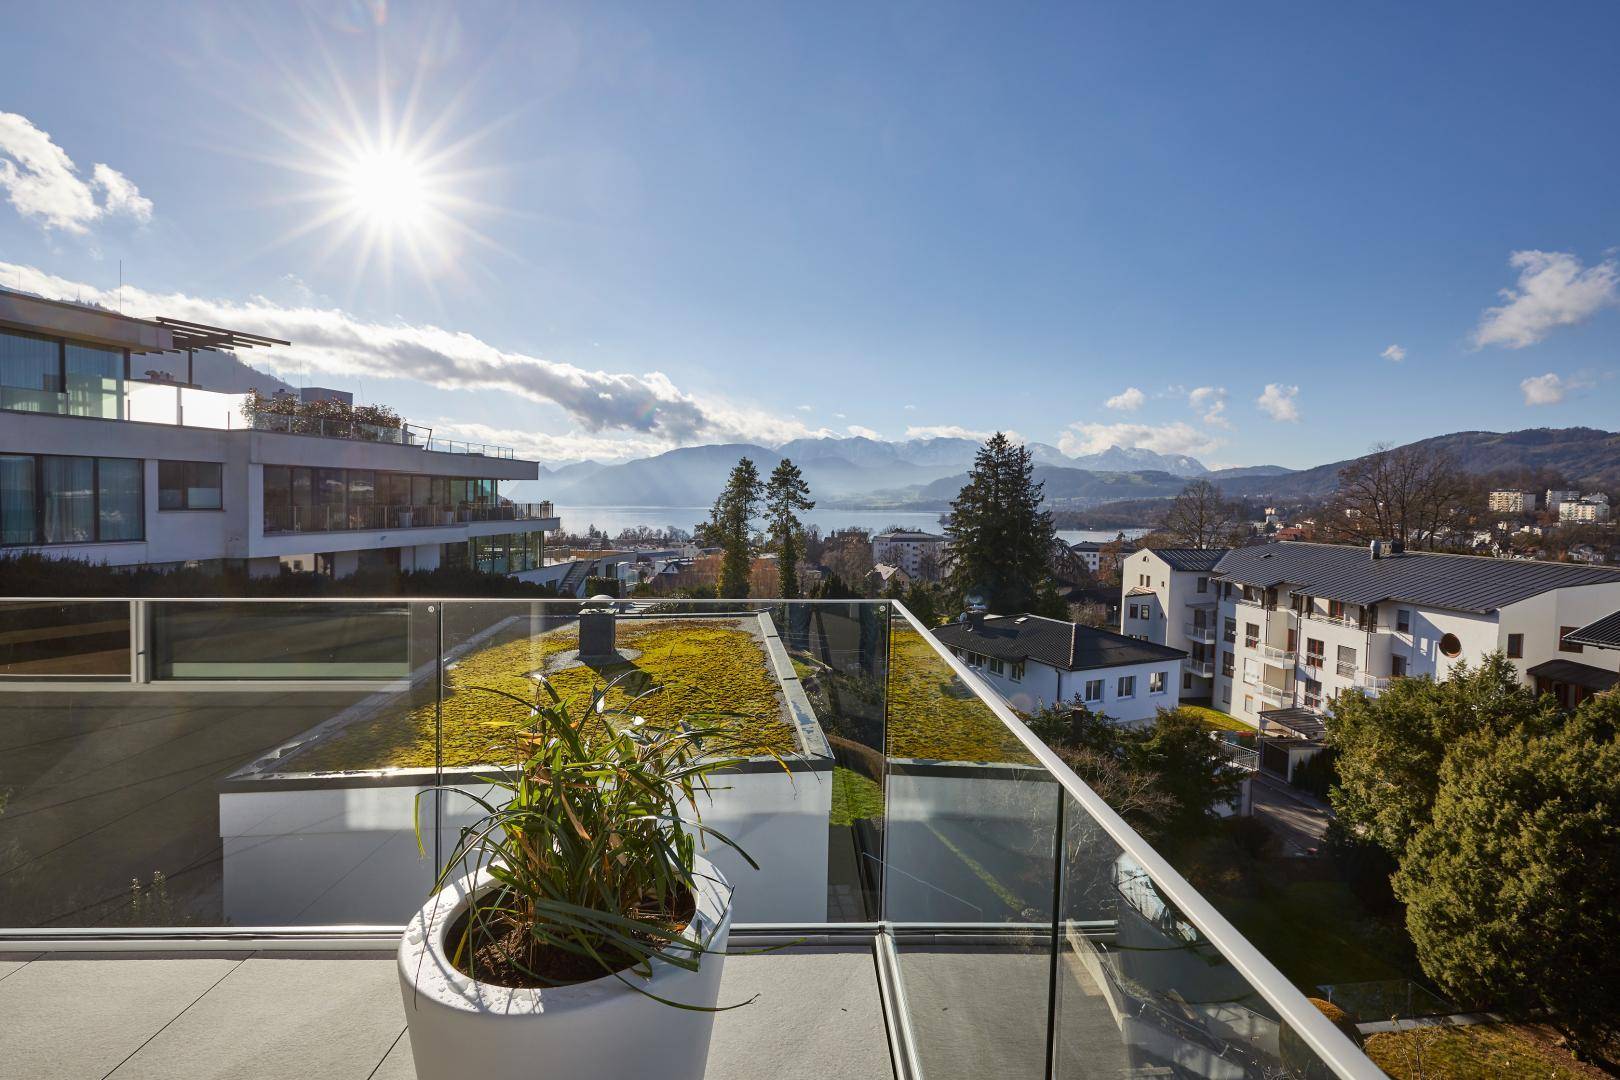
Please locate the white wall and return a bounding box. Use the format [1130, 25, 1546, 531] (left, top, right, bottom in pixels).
[966, 654, 1183, 725]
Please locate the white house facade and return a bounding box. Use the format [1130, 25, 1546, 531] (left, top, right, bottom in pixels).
[1118, 547, 1226, 700]
[872, 530, 947, 579]
[0, 289, 558, 578]
[933, 613, 1186, 725]
[1208, 542, 1620, 725]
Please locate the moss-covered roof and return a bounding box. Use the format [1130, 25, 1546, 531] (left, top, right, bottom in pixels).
[289, 617, 798, 772]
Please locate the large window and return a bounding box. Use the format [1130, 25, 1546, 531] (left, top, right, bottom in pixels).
[1, 328, 126, 417]
[262, 465, 505, 534]
[0, 453, 143, 545]
[159, 461, 223, 510]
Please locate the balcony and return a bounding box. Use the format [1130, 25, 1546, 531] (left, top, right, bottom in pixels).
[1187, 658, 1215, 678]
[264, 501, 555, 535]
[0, 598, 1380, 1079]
[1261, 644, 1295, 662]
[1183, 621, 1216, 644]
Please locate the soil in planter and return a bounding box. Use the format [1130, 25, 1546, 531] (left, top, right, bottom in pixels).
[449, 887, 698, 989]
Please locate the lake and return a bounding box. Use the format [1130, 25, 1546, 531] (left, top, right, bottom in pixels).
[550, 505, 1145, 546]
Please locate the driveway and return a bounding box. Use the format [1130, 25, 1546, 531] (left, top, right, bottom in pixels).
[1251, 773, 1331, 857]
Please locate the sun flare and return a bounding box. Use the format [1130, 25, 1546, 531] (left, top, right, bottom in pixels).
[342, 147, 431, 230]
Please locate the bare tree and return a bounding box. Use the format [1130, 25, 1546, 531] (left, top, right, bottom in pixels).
[1329, 444, 1472, 550]
[1164, 479, 1241, 549]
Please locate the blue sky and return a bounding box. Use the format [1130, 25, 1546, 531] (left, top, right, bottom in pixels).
[1, 1, 1617, 468]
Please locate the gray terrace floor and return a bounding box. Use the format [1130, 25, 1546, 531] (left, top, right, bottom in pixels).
[0, 946, 893, 1080]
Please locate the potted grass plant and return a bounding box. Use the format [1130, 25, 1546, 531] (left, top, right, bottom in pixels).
[399, 671, 767, 1080]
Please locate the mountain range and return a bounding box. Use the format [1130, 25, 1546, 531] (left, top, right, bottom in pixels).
[507, 426, 1620, 513]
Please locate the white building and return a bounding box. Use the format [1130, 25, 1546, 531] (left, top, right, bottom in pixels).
[1545, 489, 1582, 512]
[1487, 489, 1538, 514]
[1117, 547, 1226, 699]
[1070, 541, 1104, 574]
[0, 289, 558, 578]
[872, 530, 947, 579]
[933, 613, 1185, 725]
[1559, 496, 1612, 525]
[1208, 541, 1620, 724]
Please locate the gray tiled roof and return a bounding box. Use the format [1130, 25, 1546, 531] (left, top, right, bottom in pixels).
[1147, 548, 1228, 572]
[1526, 658, 1620, 691]
[1563, 610, 1620, 651]
[933, 614, 1185, 672]
[1214, 542, 1620, 614]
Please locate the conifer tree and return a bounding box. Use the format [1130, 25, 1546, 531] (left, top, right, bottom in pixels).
[764, 458, 814, 598]
[705, 457, 762, 598]
[946, 433, 1056, 614]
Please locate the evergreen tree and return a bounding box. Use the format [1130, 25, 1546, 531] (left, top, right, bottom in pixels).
[704, 457, 762, 598]
[945, 433, 1056, 614]
[764, 458, 814, 598]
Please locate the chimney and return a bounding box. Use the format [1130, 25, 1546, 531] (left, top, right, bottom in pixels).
[1389, 539, 1405, 556]
[1370, 539, 1383, 560]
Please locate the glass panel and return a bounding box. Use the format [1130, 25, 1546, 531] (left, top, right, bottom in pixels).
[411, 475, 431, 507]
[65, 342, 124, 419]
[40, 455, 94, 543]
[884, 613, 1058, 1080]
[314, 467, 345, 531]
[188, 461, 222, 510]
[0, 600, 130, 677]
[263, 465, 290, 532]
[0, 600, 440, 927]
[0, 328, 59, 391]
[96, 457, 143, 541]
[348, 469, 376, 528]
[158, 460, 186, 510]
[149, 601, 413, 680]
[0, 454, 35, 544]
[1052, 787, 1339, 1079]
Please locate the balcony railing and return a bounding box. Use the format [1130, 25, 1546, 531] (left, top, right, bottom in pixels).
[1183, 622, 1216, 643]
[1216, 739, 1259, 772]
[263, 501, 556, 535]
[1307, 610, 1364, 630]
[1187, 659, 1215, 678]
[1262, 644, 1295, 662]
[0, 597, 1382, 1080]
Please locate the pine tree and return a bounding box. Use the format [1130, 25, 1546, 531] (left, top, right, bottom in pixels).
[764, 458, 814, 598]
[705, 457, 762, 598]
[945, 433, 1056, 614]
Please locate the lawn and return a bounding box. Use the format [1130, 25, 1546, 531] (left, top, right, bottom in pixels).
[1367, 1022, 1607, 1079]
[290, 617, 798, 772]
[885, 623, 1034, 764]
[1180, 704, 1255, 733]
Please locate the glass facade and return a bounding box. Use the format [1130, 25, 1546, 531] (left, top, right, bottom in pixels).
[262, 465, 505, 533]
[0, 328, 126, 417]
[466, 531, 544, 573]
[0, 453, 144, 546]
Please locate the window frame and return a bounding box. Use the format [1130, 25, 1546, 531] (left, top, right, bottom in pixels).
[158, 460, 224, 512]
[1083, 678, 1104, 703]
[1117, 674, 1136, 699]
[1506, 633, 1523, 659]
[0, 453, 144, 546]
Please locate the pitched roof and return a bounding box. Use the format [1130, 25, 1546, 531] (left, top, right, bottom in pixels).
[1144, 547, 1228, 572]
[932, 613, 1185, 672]
[1564, 611, 1620, 651]
[1526, 658, 1620, 692]
[876, 530, 945, 542]
[1213, 542, 1620, 615]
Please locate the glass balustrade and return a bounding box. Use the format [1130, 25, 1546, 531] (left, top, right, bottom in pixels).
[0, 596, 1380, 1079]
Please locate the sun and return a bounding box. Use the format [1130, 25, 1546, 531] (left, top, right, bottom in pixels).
[342, 146, 432, 230]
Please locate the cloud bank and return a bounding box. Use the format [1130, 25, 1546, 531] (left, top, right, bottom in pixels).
[1105, 386, 1145, 412]
[1256, 383, 1300, 422]
[1058, 420, 1222, 458]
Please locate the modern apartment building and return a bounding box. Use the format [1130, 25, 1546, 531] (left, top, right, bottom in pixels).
[934, 612, 1185, 723]
[1487, 488, 1537, 514]
[872, 529, 946, 579]
[1118, 547, 1226, 699]
[0, 289, 558, 578]
[1205, 541, 1620, 723]
[1559, 494, 1612, 524]
[1545, 489, 1582, 512]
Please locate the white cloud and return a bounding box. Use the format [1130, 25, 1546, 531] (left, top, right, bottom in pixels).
[906, 424, 991, 441]
[846, 425, 882, 439]
[0, 113, 152, 233]
[0, 260, 837, 451]
[1057, 421, 1223, 458]
[1520, 373, 1566, 406]
[795, 403, 812, 412]
[1473, 250, 1620, 349]
[903, 403, 917, 410]
[1187, 386, 1229, 428]
[1256, 383, 1301, 422]
[430, 420, 671, 464]
[1381, 344, 1406, 363]
[1105, 386, 1145, 412]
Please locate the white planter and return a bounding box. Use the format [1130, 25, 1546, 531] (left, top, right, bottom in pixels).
[398, 856, 732, 1080]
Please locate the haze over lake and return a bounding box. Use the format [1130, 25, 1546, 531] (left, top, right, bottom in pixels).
[552, 505, 1145, 546]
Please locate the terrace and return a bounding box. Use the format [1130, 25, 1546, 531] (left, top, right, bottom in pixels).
[0, 598, 1382, 1080]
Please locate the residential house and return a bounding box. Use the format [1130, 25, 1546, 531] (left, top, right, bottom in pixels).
[1208, 541, 1620, 724]
[872, 530, 946, 580]
[1117, 547, 1227, 701]
[933, 612, 1185, 724]
[1487, 489, 1538, 514]
[1559, 495, 1611, 525]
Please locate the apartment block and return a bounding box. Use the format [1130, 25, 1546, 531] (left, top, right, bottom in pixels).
[1118, 547, 1226, 698]
[1487, 489, 1537, 514]
[0, 288, 558, 578]
[872, 529, 947, 579]
[1559, 495, 1612, 524]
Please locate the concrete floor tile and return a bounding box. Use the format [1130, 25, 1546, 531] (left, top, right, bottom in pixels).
[108, 955, 404, 1080]
[0, 955, 243, 1080]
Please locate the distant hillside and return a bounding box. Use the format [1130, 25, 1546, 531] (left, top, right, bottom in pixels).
[913, 465, 1190, 507]
[1207, 464, 1295, 481]
[1213, 427, 1620, 498]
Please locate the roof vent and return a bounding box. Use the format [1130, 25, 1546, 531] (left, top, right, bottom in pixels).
[1370, 539, 1383, 561]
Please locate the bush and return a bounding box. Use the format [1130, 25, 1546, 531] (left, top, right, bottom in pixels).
[1289, 746, 1338, 799]
[582, 575, 621, 598]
